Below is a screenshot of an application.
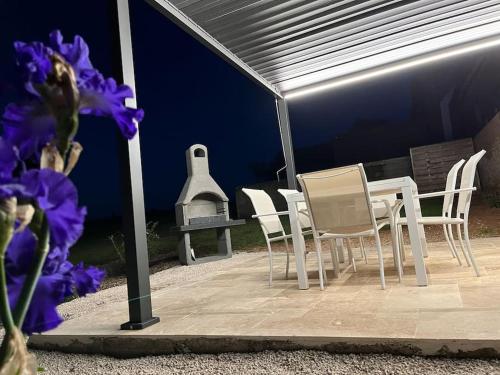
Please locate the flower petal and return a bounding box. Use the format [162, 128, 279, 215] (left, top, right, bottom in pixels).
[5, 229, 37, 276]
[79, 73, 141, 139]
[20, 169, 86, 248]
[49, 30, 93, 80]
[0, 138, 19, 180]
[70, 262, 105, 297]
[14, 40, 53, 93]
[8, 273, 69, 334]
[1, 102, 56, 161]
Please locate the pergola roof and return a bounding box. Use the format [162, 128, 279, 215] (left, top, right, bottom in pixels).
[148, 0, 500, 98]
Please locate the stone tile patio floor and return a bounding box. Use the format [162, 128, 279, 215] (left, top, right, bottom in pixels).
[31, 237, 500, 356]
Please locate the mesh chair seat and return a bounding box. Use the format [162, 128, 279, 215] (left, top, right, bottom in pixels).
[320, 219, 391, 239]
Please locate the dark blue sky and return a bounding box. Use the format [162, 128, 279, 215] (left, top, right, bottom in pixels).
[1, 1, 494, 219]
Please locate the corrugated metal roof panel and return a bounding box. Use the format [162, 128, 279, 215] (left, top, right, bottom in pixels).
[160, 0, 500, 97]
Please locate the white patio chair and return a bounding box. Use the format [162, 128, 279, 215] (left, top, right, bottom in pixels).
[297, 164, 402, 290]
[397, 158, 464, 264]
[396, 150, 486, 276]
[369, 193, 404, 268]
[242, 188, 293, 286]
[277, 189, 312, 231]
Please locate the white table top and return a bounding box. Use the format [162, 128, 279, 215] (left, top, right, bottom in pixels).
[286, 176, 416, 203]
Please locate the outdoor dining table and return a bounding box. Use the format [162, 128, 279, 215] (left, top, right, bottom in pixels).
[286, 176, 429, 289]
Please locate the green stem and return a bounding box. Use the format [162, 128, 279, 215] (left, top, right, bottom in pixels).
[56, 113, 79, 158]
[0, 226, 14, 366]
[0, 255, 14, 333]
[0, 216, 50, 365]
[13, 217, 50, 328]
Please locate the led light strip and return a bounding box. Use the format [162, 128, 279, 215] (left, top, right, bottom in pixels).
[284, 34, 500, 100]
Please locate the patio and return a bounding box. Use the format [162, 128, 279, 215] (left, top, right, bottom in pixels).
[105, 0, 500, 331]
[30, 236, 500, 357]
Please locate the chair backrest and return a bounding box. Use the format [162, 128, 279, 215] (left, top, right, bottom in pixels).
[242, 188, 284, 235]
[371, 193, 397, 219]
[277, 189, 311, 229]
[442, 159, 465, 216]
[297, 164, 375, 235]
[457, 150, 486, 215]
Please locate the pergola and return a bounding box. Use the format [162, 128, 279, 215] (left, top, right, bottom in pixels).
[109, 0, 500, 329]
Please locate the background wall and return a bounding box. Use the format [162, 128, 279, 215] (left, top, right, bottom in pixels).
[475, 114, 500, 196]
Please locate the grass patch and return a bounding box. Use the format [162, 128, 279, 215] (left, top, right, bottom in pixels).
[69, 198, 443, 270]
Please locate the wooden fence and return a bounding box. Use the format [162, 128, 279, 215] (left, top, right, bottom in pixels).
[410, 138, 476, 193]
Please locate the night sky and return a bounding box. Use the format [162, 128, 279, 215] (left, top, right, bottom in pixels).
[1, 1, 497, 219]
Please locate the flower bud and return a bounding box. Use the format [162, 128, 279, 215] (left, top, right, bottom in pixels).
[40, 144, 64, 173]
[64, 142, 83, 176]
[15, 204, 35, 233]
[48, 53, 79, 114]
[0, 197, 17, 254]
[0, 197, 17, 224]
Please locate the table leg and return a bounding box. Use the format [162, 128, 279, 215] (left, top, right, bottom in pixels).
[402, 185, 428, 286]
[288, 199, 309, 289]
[412, 191, 428, 257]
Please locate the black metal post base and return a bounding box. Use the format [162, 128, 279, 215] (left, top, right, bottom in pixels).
[120, 316, 160, 330]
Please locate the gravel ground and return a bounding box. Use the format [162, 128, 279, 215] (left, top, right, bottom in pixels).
[29, 253, 500, 374]
[33, 350, 500, 374]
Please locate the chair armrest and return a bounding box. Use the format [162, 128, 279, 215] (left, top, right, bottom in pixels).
[298, 209, 310, 218]
[252, 211, 289, 219]
[371, 199, 395, 217]
[415, 187, 476, 199]
[371, 199, 404, 223]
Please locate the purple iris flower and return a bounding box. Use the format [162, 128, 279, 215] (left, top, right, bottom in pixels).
[5, 229, 105, 334]
[2, 30, 143, 161]
[5, 229, 69, 334]
[0, 139, 101, 334]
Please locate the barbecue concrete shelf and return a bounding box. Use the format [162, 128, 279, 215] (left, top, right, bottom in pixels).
[178, 219, 246, 232]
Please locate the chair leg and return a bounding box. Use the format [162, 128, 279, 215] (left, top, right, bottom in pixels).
[448, 224, 464, 265]
[359, 237, 368, 264]
[443, 224, 461, 265]
[266, 241, 273, 287]
[333, 241, 340, 278]
[314, 238, 325, 290]
[284, 238, 290, 280]
[397, 225, 406, 262]
[391, 236, 398, 270]
[390, 224, 403, 282]
[329, 240, 340, 278]
[374, 230, 386, 290]
[456, 224, 472, 267]
[346, 239, 356, 273]
[463, 223, 480, 277]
